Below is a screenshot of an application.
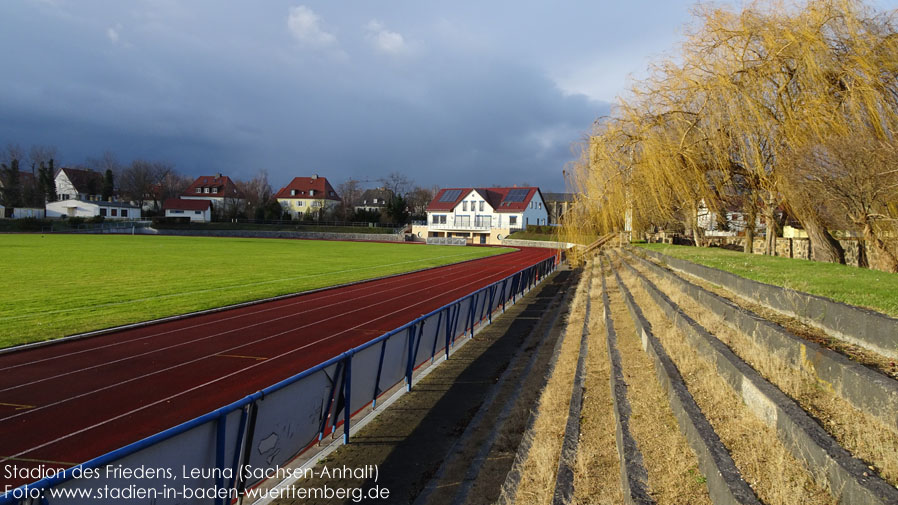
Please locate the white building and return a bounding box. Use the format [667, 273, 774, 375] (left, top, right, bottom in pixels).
[46, 199, 141, 219]
[413, 187, 548, 245]
[54, 167, 104, 202]
[163, 198, 212, 222]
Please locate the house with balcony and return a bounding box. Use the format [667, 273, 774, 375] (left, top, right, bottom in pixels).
[274, 175, 341, 219]
[413, 187, 548, 245]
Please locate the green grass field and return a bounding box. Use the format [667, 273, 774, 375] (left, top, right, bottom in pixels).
[637, 243, 898, 317]
[0, 235, 509, 348]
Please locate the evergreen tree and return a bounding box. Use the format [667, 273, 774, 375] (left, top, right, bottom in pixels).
[0, 159, 23, 208]
[102, 169, 115, 201]
[38, 160, 57, 203]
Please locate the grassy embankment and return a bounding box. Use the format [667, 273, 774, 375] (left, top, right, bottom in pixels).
[0, 235, 508, 348]
[637, 243, 898, 317]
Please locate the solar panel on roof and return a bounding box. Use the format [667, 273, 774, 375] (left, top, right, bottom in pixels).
[439, 189, 462, 202]
[504, 188, 530, 203]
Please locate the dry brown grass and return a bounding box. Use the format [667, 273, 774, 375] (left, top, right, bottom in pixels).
[572, 260, 623, 505]
[514, 260, 594, 505]
[603, 259, 713, 505]
[618, 265, 837, 505]
[628, 257, 898, 486]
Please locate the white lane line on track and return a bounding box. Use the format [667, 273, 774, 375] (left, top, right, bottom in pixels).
[0, 258, 540, 463]
[0, 250, 499, 322]
[0, 256, 520, 393]
[0, 256, 534, 423]
[0, 251, 512, 374]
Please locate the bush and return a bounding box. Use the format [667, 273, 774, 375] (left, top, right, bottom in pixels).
[68, 217, 86, 227]
[88, 215, 105, 224]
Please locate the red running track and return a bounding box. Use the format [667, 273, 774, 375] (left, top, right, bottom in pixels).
[0, 246, 554, 489]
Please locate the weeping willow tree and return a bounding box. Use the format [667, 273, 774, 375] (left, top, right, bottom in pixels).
[565, 0, 898, 271]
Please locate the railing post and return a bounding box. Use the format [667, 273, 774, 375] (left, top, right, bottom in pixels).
[431, 309, 444, 362]
[405, 324, 418, 391]
[215, 411, 228, 505]
[372, 339, 388, 409]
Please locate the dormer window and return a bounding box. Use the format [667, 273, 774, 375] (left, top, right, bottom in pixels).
[195, 188, 201, 193]
[212, 187, 218, 194]
[291, 189, 297, 196]
[204, 187, 210, 194]
[310, 190, 315, 196]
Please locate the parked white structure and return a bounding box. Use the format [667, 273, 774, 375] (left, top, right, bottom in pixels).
[163, 198, 212, 222]
[412, 187, 548, 245]
[46, 199, 141, 220]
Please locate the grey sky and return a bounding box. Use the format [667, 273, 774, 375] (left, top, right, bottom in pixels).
[2, 1, 896, 193]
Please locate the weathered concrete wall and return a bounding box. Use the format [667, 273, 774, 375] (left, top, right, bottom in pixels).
[622, 256, 898, 505]
[638, 247, 898, 360]
[148, 228, 403, 242]
[624, 249, 898, 429]
[500, 238, 573, 249]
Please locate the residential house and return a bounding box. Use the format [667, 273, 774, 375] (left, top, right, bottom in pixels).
[275, 175, 341, 219]
[542, 192, 576, 225]
[46, 199, 140, 219]
[355, 187, 393, 213]
[54, 167, 104, 201]
[181, 174, 246, 219]
[413, 187, 548, 245]
[163, 198, 212, 222]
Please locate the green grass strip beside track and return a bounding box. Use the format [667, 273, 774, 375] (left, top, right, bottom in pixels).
[637, 243, 898, 317]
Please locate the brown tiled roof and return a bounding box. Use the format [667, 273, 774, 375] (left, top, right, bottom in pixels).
[182, 174, 245, 199]
[163, 198, 211, 211]
[59, 167, 103, 195]
[274, 176, 341, 201]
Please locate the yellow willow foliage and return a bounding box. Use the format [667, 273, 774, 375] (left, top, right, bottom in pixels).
[564, 0, 898, 261]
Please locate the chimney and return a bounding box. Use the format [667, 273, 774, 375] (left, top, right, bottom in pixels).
[311, 174, 318, 180]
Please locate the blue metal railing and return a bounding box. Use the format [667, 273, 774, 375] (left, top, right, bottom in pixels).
[0, 254, 559, 505]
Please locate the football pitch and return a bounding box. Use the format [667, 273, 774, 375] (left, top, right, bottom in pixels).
[0, 235, 509, 348]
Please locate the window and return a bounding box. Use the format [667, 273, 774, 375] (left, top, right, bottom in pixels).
[121, 209, 128, 218]
[462, 201, 468, 211]
[538, 202, 542, 209]
[310, 190, 315, 196]
[291, 189, 297, 196]
[204, 187, 210, 194]
[330, 191, 335, 196]
[111, 209, 118, 217]
[195, 188, 201, 193]
[99, 208, 107, 217]
[172, 209, 183, 214]
[212, 187, 218, 194]
[509, 216, 517, 225]
[195, 210, 201, 214]
[479, 201, 484, 212]
[432, 214, 447, 224]
[297, 201, 304, 207]
[312, 201, 322, 207]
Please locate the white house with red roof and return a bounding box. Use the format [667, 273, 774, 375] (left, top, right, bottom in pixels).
[274, 175, 341, 219]
[181, 174, 245, 219]
[163, 198, 212, 222]
[414, 187, 548, 245]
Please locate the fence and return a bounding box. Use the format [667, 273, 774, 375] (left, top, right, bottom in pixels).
[426, 236, 468, 246]
[1, 254, 559, 505]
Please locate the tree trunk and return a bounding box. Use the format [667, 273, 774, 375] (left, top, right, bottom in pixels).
[862, 221, 898, 273]
[743, 199, 757, 254]
[802, 216, 845, 263]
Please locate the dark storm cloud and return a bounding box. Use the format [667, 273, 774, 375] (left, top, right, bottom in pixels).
[0, 1, 670, 191]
